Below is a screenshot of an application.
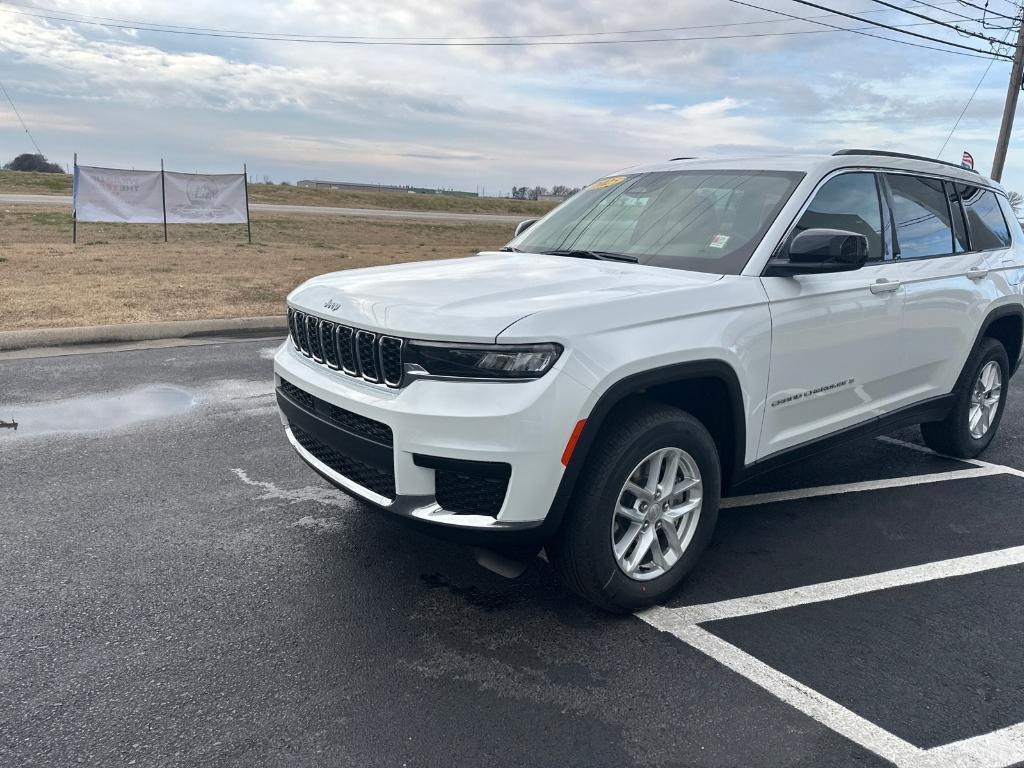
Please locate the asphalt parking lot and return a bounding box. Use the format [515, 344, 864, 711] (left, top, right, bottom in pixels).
[2, 337, 1023, 768]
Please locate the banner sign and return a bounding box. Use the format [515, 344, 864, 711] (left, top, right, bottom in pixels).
[73, 166, 248, 225]
[73, 166, 164, 223]
[163, 172, 248, 224]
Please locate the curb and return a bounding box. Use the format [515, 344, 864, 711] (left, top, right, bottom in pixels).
[0, 316, 287, 352]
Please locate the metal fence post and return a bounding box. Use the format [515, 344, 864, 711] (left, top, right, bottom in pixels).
[160, 159, 168, 243]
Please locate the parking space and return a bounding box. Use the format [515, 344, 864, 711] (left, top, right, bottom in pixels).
[705, 562, 1024, 749]
[2, 338, 1023, 767]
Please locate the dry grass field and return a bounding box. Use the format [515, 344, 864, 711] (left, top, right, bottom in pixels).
[0, 170, 559, 216]
[0, 170, 71, 194]
[0, 207, 514, 331]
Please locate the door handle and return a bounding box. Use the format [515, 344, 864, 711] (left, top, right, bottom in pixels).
[869, 278, 901, 294]
[967, 266, 990, 280]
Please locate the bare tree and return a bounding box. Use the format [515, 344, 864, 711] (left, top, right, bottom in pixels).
[1007, 190, 1023, 219]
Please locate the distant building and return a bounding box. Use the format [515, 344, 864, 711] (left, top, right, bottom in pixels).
[296, 179, 478, 197]
[537, 194, 570, 203]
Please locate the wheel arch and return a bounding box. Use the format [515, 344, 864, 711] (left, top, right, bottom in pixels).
[980, 304, 1024, 378]
[544, 360, 746, 535]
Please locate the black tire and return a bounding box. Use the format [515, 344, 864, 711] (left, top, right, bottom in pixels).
[547, 400, 720, 613]
[920, 337, 1009, 458]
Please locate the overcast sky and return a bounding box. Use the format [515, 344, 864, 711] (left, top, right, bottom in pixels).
[1, 0, 1022, 194]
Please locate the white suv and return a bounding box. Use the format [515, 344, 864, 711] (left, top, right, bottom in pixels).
[274, 150, 1024, 612]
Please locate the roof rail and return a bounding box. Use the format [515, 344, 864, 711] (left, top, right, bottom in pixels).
[669, 156, 697, 161]
[833, 148, 979, 174]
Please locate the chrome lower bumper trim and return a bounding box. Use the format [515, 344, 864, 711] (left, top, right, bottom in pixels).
[285, 426, 540, 531]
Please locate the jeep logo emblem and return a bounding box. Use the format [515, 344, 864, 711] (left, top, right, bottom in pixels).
[323, 299, 341, 311]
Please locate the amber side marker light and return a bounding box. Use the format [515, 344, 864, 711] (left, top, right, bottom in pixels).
[561, 419, 587, 466]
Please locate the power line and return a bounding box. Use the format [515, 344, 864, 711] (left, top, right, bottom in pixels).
[936, 27, 1013, 156]
[0, 2, 1003, 53]
[0, 79, 43, 155]
[866, 0, 1007, 42]
[955, 0, 1021, 21]
[786, 0, 1013, 57]
[0, 0, 987, 41]
[911, 0, 982, 21]
[728, 0, 1010, 58]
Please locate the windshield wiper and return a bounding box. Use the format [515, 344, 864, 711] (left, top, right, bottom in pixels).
[498, 245, 521, 252]
[541, 249, 639, 263]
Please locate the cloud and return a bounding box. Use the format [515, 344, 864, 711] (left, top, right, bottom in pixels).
[0, 1, 1020, 190]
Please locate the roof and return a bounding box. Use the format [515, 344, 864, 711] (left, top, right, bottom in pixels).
[611, 151, 1004, 192]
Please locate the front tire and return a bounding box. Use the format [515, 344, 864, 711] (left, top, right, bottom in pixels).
[921, 337, 1009, 458]
[548, 400, 720, 613]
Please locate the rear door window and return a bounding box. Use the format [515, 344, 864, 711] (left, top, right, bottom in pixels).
[957, 185, 1011, 250]
[793, 172, 885, 262]
[886, 174, 954, 259]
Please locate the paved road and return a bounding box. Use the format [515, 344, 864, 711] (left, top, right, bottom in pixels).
[2, 338, 1023, 767]
[0, 193, 524, 224]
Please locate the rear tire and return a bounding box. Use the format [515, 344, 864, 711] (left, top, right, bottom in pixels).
[920, 337, 1009, 458]
[548, 400, 720, 613]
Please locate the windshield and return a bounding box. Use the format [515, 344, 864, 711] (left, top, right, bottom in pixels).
[510, 169, 805, 274]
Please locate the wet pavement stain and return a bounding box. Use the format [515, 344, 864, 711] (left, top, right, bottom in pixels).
[1, 385, 194, 437]
[419, 572, 522, 613]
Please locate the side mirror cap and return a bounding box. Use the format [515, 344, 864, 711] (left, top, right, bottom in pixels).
[766, 228, 870, 276]
[514, 218, 539, 238]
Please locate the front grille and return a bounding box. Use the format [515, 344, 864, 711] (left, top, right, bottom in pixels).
[290, 424, 396, 499]
[288, 308, 404, 388]
[279, 378, 316, 411]
[279, 378, 393, 447]
[305, 315, 324, 362]
[320, 321, 340, 369]
[380, 337, 404, 387]
[336, 326, 357, 374]
[432, 462, 512, 518]
[356, 330, 379, 383]
[288, 308, 302, 351]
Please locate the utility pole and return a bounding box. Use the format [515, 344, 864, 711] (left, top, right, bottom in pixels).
[992, 15, 1024, 182]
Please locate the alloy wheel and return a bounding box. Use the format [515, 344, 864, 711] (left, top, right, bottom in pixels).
[611, 447, 703, 581]
[969, 360, 1002, 440]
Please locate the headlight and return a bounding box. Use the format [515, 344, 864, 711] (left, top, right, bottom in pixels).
[405, 341, 563, 380]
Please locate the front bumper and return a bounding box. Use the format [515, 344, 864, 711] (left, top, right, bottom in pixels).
[273, 342, 591, 541]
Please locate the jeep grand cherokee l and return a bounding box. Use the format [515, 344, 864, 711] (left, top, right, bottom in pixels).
[274, 149, 1024, 612]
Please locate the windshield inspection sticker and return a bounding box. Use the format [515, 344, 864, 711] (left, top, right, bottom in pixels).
[588, 175, 627, 190]
[708, 234, 730, 249]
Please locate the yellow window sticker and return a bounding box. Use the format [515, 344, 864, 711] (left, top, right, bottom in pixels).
[588, 175, 627, 190]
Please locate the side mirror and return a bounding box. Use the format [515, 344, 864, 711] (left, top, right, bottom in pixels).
[514, 218, 538, 238]
[766, 228, 870, 276]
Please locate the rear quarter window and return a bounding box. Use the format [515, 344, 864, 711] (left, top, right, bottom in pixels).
[958, 186, 1012, 250]
[997, 194, 1023, 245]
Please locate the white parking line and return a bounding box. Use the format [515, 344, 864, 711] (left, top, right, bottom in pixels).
[722, 465, 1005, 508]
[639, 547, 1024, 766]
[638, 435, 1024, 767]
[652, 622, 923, 766]
[640, 544, 1024, 626]
[906, 723, 1024, 768]
[877, 435, 1024, 478]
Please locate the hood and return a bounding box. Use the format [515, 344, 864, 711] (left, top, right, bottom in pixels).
[289, 252, 724, 341]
